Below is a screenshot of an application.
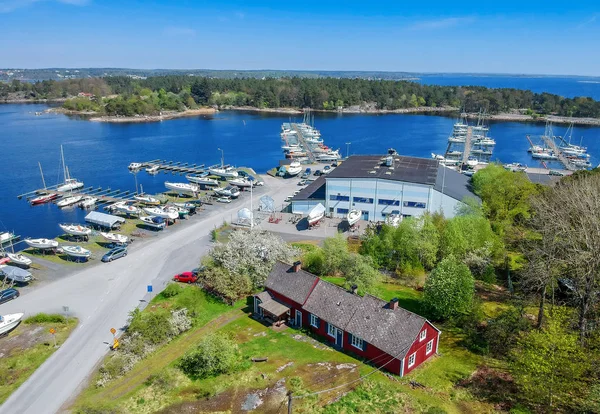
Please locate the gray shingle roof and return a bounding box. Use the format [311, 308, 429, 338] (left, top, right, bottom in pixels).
[433, 166, 479, 202]
[302, 280, 363, 328]
[265, 261, 318, 305]
[292, 176, 326, 201]
[345, 294, 427, 359]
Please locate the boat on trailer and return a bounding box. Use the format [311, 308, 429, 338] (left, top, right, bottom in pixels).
[186, 173, 219, 186]
[142, 207, 179, 220]
[165, 182, 199, 195]
[0, 265, 33, 283]
[62, 245, 91, 259]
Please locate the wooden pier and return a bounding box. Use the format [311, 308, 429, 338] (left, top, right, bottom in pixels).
[18, 186, 137, 205]
[133, 160, 212, 175]
[540, 135, 576, 171]
[461, 127, 473, 164]
[291, 124, 317, 163]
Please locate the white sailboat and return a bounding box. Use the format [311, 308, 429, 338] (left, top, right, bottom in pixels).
[186, 174, 219, 186]
[0, 313, 24, 335]
[31, 162, 59, 205]
[146, 165, 160, 174]
[62, 245, 91, 259]
[100, 232, 129, 244]
[113, 202, 141, 216]
[57, 195, 83, 208]
[59, 223, 92, 237]
[56, 146, 84, 192]
[165, 182, 199, 195]
[229, 177, 253, 188]
[25, 238, 59, 249]
[307, 203, 326, 226]
[346, 209, 361, 226]
[209, 149, 239, 178]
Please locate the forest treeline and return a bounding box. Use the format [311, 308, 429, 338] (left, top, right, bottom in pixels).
[2, 75, 600, 118]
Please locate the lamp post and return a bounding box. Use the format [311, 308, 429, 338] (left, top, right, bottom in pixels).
[345, 142, 351, 159]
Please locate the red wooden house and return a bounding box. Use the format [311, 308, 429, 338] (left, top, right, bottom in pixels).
[253, 261, 441, 377]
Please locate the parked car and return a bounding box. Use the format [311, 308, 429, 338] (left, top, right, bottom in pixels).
[191, 265, 206, 276]
[314, 170, 322, 176]
[101, 246, 128, 262]
[298, 179, 307, 186]
[217, 196, 232, 203]
[322, 166, 332, 175]
[549, 169, 567, 176]
[173, 272, 198, 284]
[0, 288, 19, 304]
[255, 180, 264, 186]
[301, 172, 310, 179]
[238, 170, 248, 177]
[284, 195, 293, 202]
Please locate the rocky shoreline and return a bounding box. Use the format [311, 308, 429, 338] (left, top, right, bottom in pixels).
[46, 107, 217, 122]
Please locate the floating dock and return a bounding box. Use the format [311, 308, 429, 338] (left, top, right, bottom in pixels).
[130, 160, 218, 175]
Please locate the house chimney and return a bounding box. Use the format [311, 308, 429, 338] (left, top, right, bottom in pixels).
[390, 298, 399, 310]
[292, 261, 302, 272]
[351, 284, 358, 295]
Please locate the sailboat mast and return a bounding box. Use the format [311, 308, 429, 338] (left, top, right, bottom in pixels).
[38, 162, 47, 190]
[60, 145, 67, 183]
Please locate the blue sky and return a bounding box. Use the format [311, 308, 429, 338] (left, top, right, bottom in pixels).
[1, 0, 599, 76]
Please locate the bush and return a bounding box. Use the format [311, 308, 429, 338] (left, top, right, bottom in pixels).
[128, 309, 173, 344]
[485, 306, 531, 358]
[179, 333, 241, 379]
[161, 283, 183, 298]
[24, 313, 67, 324]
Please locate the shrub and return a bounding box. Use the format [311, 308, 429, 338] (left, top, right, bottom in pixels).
[161, 283, 183, 298]
[179, 333, 241, 379]
[128, 310, 173, 344]
[24, 313, 67, 324]
[485, 306, 531, 357]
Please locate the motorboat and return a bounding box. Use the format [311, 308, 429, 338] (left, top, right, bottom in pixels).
[79, 197, 97, 209]
[470, 149, 493, 156]
[165, 205, 188, 219]
[114, 202, 141, 216]
[30, 193, 59, 205]
[62, 245, 91, 259]
[446, 151, 463, 157]
[316, 150, 341, 162]
[128, 162, 143, 171]
[186, 174, 219, 186]
[281, 144, 300, 151]
[504, 163, 527, 172]
[307, 203, 326, 226]
[208, 166, 238, 178]
[139, 215, 166, 230]
[0, 313, 24, 336]
[217, 196, 231, 203]
[527, 145, 544, 153]
[385, 214, 401, 228]
[346, 209, 361, 226]
[531, 151, 558, 160]
[100, 232, 129, 244]
[466, 156, 479, 167]
[142, 207, 178, 220]
[287, 161, 303, 177]
[229, 177, 253, 188]
[0, 265, 33, 283]
[431, 153, 445, 161]
[59, 223, 92, 237]
[165, 182, 199, 195]
[134, 194, 161, 205]
[25, 238, 59, 249]
[215, 186, 240, 198]
[3, 252, 32, 267]
[0, 232, 18, 246]
[448, 136, 466, 143]
[57, 178, 84, 192]
[146, 165, 160, 174]
[57, 195, 83, 208]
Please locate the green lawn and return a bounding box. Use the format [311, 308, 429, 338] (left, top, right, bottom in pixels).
[0, 315, 78, 404]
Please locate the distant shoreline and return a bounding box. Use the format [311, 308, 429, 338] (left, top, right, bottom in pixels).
[5, 101, 600, 126]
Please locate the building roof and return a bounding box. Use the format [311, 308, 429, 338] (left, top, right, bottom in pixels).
[433, 167, 479, 202]
[327, 155, 439, 186]
[265, 261, 318, 305]
[292, 176, 326, 201]
[302, 279, 363, 328]
[259, 298, 290, 316]
[84, 211, 126, 228]
[345, 294, 428, 359]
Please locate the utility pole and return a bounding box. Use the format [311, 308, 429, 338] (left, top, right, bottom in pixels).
[287, 391, 293, 414]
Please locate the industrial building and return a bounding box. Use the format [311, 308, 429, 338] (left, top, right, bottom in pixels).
[291, 153, 477, 221]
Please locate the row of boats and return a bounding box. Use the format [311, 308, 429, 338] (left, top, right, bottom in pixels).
[280, 112, 342, 165]
[305, 204, 401, 228]
[526, 123, 592, 169]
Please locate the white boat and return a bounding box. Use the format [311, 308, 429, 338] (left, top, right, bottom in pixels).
[307, 203, 326, 226]
[114, 202, 141, 216]
[56, 146, 84, 192]
[448, 136, 466, 143]
[446, 151, 463, 157]
[173, 202, 197, 209]
[385, 214, 401, 227]
[208, 167, 238, 178]
[142, 207, 178, 220]
[281, 144, 300, 151]
[25, 238, 59, 249]
[139, 215, 166, 229]
[57, 195, 83, 208]
[186, 174, 219, 186]
[79, 197, 97, 209]
[346, 209, 361, 226]
[100, 232, 129, 244]
[62, 245, 91, 259]
[165, 182, 199, 195]
[531, 151, 558, 160]
[146, 165, 160, 174]
[466, 156, 479, 167]
[0, 265, 32, 283]
[316, 150, 341, 162]
[0, 232, 18, 246]
[504, 163, 527, 172]
[215, 186, 240, 198]
[527, 145, 544, 153]
[59, 223, 92, 237]
[4, 252, 32, 267]
[0, 313, 24, 336]
[134, 194, 161, 205]
[473, 138, 496, 146]
[128, 162, 143, 171]
[431, 153, 445, 161]
[229, 177, 253, 188]
[287, 161, 302, 177]
[165, 205, 188, 218]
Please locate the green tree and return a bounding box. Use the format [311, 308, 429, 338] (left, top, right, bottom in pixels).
[179, 333, 241, 379]
[484, 306, 531, 357]
[423, 256, 475, 320]
[342, 254, 381, 292]
[322, 233, 350, 275]
[190, 78, 211, 105]
[510, 308, 588, 410]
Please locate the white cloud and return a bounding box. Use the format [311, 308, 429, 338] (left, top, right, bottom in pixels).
[407, 16, 475, 31]
[163, 26, 196, 37]
[0, 0, 89, 13]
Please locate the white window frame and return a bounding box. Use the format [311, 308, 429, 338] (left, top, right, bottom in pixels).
[426, 339, 434, 355]
[351, 335, 363, 350]
[419, 329, 427, 342]
[310, 314, 318, 328]
[328, 323, 338, 337]
[408, 352, 416, 368]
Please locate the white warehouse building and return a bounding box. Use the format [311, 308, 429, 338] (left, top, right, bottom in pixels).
[291, 154, 478, 221]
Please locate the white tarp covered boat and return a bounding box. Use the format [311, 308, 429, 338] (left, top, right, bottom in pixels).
[229, 177, 253, 188]
[59, 223, 92, 237]
[0, 313, 24, 335]
[307, 203, 326, 226]
[0, 265, 33, 282]
[346, 209, 361, 226]
[62, 245, 91, 259]
[100, 232, 129, 244]
[215, 186, 240, 198]
[25, 238, 59, 249]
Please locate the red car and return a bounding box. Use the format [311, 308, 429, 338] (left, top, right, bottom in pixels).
[173, 272, 198, 284]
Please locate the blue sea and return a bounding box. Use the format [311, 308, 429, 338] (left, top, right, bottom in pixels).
[1, 96, 600, 245]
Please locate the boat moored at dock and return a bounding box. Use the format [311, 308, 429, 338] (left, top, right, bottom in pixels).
[57, 195, 83, 208]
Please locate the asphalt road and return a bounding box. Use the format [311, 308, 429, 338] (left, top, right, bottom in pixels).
[0, 175, 292, 414]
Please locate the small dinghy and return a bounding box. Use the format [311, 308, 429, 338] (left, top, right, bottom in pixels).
[59, 223, 92, 237]
[3, 252, 32, 267]
[0, 313, 24, 336]
[25, 238, 59, 250]
[346, 209, 361, 227]
[100, 232, 129, 245]
[57, 195, 83, 208]
[62, 245, 92, 259]
[139, 216, 166, 230]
